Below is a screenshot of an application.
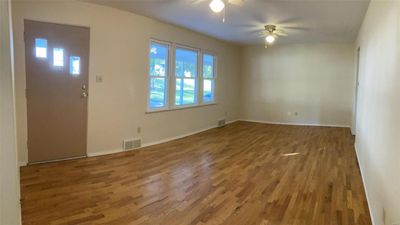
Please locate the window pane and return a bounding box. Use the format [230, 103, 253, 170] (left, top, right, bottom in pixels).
[53, 48, 64, 66]
[149, 77, 166, 108]
[150, 43, 168, 77]
[175, 48, 197, 78]
[175, 78, 196, 105]
[203, 79, 214, 103]
[69, 56, 80, 75]
[203, 54, 214, 78]
[35, 38, 47, 58]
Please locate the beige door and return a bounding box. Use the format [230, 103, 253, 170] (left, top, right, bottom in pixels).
[24, 20, 90, 163]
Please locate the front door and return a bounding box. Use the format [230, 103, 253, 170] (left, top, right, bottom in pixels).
[24, 20, 90, 163]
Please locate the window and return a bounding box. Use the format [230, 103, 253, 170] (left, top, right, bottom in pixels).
[35, 38, 47, 58]
[147, 40, 217, 112]
[175, 48, 198, 106]
[149, 42, 169, 109]
[53, 48, 64, 66]
[70, 56, 80, 75]
[203, 54, 216, 103]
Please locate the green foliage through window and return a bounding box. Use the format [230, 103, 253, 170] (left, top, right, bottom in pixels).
[149, 42, 169, 108]
[175, 48, 198, 105]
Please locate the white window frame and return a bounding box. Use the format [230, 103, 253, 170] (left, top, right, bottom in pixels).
[146, 39, 218, 113]
[201, 51, 217, 105]
[147, 39, 171, 112]
[172, 44, 200, 109]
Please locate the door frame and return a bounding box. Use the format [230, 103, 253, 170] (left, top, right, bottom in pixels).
[352, 47, 361, 136]
[24, 19, 91, 164]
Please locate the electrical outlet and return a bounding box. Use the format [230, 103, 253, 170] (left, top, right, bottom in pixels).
[96, 75, 103, 83]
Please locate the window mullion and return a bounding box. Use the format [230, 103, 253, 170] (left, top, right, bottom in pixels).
[213, 55, 217, 103]
[198, 51, 203, 105]
[180, 78, 184, 105]
[168, 43, 175, 108]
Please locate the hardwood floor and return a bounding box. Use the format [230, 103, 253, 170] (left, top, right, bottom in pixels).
[20, 121, 372, 225]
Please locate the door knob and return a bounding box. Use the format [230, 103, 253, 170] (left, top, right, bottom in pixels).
[81, 92, 88, 98]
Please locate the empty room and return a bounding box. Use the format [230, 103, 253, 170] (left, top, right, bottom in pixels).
[1, 0, 400, 225]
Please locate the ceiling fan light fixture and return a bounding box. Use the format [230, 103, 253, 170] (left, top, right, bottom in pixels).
[265, 35, 275, 44]
[209, 0, 225, 13]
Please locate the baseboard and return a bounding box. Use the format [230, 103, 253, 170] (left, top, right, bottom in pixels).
[22, 120, 239, 166]
[239, 119, 351, 128]
[27, 156, 87, 165]
[87, 148, 123, 157]
[354, 144, 376, 225]
[226, 119, 239, 125]
[87, 119, 239, 158]
[19, 161, 27, 167]
[141, 119, 237, 148]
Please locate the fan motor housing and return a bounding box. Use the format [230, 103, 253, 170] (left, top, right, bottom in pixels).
[265, 24, 276, 32]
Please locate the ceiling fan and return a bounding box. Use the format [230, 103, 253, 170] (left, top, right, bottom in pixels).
[208, 0, 244, 22]
[262, 24, 287, 48]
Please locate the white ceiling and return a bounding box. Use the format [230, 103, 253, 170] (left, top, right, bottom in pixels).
[88, 0, 370, 45]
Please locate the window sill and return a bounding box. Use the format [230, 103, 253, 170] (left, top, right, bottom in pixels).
[146, 103, 217, 114]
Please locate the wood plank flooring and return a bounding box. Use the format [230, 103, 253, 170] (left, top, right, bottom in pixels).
[20, 121, 372, 225]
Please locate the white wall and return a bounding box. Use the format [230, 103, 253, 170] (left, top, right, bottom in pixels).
[240, 44, 355, 127]
[0, 0, 21, 224]
[12, 0, 242, 164]
[354, 1, 400, 224]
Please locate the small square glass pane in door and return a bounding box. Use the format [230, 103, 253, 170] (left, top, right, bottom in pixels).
[70, 56, 80, 75]
[53, 48, 64, 66]
[35, 38, 47, 58]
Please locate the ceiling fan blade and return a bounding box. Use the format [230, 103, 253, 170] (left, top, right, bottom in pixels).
[252, 30, 266, 37]
[275, 17, 302, 26]
[275, 31, 288, 37]
[193, 0, 204, 4]
[228, 0, 244, 6]
[282, 26, 310, 31]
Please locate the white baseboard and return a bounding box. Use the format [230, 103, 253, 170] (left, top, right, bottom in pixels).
[87, 148, 123, 157]
[85, 119, 239, 158]
[28, 156, 87, 165]
[22, 120, 239, 166]
[239, 119, 351, 128]
[354, 145, 376, 225]
[19, 161, 27, 167]
[141, 128, 214, 148]
[141, 119, 237, 148]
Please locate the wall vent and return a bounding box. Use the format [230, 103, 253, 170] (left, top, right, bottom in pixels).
[123, 138, 141, 151]
[218, 119, 226, 127]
